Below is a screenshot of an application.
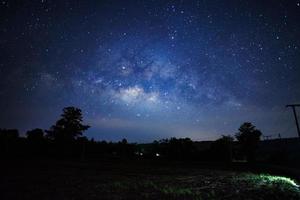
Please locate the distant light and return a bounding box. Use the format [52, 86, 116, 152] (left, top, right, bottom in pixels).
[139, 152, 143, 156]
[156, 153, 160, 157]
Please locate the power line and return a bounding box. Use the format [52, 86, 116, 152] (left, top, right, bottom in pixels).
[286, 104, 300, 138]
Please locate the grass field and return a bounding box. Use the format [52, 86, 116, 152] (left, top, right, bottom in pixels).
[1, 160, 299, 200]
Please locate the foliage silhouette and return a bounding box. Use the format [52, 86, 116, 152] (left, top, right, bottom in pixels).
[1, 109, 300, 169]
[26, 128, 45, 156]
[26, 128, 44, 141]
[235, 122, 262, 162]
[157, 137, 196, 160]
[211, 135, 234, 163]
[0, 129, 19, 139]
[46, 107, 90, 142]
[0, 129, 20, 157]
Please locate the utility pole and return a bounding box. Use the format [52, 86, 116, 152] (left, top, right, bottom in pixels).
[286, 104, 300, 138]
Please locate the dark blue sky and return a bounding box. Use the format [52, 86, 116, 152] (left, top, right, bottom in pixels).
[0, 0, 299, 142]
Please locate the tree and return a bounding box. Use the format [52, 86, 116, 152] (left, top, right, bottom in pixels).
[0, 129, 20, 156]
[26, 128, 44, 141]
[0, 129, 19, 139]
[159, 137, 195, 160]
[26, 128, 45, 156]
[117, 138, 136, 157]
[211, 135, 234, 163]
[46, 107, 90, 142]
[235, 122, 262, 162]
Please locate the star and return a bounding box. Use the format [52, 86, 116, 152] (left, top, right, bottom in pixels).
[0, 0, 299, 142]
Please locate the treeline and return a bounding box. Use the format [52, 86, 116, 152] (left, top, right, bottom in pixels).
[0, 129, 256, 162]
[0, 129, 137, 159]
[0, 106, 267, 163]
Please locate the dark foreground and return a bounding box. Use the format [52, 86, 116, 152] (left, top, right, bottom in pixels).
[1, 159, 299, 200]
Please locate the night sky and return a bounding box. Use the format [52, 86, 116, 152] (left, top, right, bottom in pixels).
[1, 0, 299, 142]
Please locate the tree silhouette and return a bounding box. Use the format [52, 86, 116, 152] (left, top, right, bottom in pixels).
[211, 135, 234, 163]
[26, 128, 45, 156]
[46, 107, 90, 142]
[0, 129, 20, 157]
[235, 122, 262, 162]
[26, 128, 44, 141]
[159, 137, 195, 160]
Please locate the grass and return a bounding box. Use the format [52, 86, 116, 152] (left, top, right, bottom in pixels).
[235, 173, 300, 195]
[1, 160, 300, 199]
[110, 181, 195, 197]
[240, 174, 299, 187]
[106, 173, 300, 200]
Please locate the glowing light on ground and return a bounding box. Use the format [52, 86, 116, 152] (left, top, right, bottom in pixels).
[238, 174, 299, 189]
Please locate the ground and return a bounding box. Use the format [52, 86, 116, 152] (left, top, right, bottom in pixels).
[1, 159, 299, 200]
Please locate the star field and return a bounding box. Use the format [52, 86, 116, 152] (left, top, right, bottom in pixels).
[0, 0, 300, 142]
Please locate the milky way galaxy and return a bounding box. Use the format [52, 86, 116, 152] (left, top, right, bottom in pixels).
[0, 1, 300, 142]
